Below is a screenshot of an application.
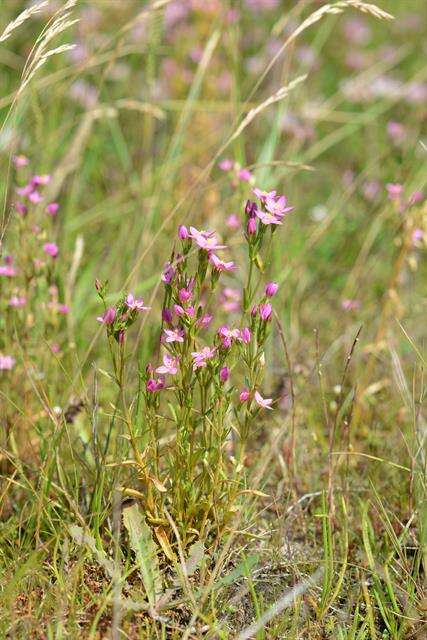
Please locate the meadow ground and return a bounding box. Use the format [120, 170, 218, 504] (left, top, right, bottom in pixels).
[0, 1, 426, 638]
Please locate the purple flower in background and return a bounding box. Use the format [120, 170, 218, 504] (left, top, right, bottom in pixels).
[0, 355, 15, 370]
[219, 159, 233, 171]
[239, 388, 250, 402]
[46, 202, 60, 216]
[9, 295, 27, 308]
[13, 155, 29, 168]
[341, 299, 360, 311]
[219, 366, 230, 382]
[43, 242, 59, 258]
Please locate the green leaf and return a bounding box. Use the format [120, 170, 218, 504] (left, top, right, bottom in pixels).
[122, 503, 162, 609]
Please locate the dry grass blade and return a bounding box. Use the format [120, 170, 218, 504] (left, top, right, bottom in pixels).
[235, 568, 324, 640]
[0, 1, 48, 43]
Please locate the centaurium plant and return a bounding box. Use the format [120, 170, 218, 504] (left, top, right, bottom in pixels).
[98, 186, 293, 545]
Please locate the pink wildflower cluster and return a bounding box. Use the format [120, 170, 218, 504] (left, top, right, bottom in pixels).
[218, 158, 255, 187]
[96, 286, 150, 344]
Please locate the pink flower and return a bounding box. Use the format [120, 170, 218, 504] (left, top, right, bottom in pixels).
[43, 242, 59, 258]
[239, 388, 250, 402]
[191, 346, 216, 370]
[125, 293, 150, 312]
[254, 390, 273, 410]
[256, 209, 283, 226]
[237, 168, 253, 182]
[409, 191, 423, 205]
[164, 327, 185, 343]
[0, 265, 16, 277]
[31, 174, 51, 186]
[412, 228, 424, 244]
[16, 183, 34, 198]
[97, 307, 116, 324]
[178, 288, 192, 303]
[259, 303, 272, 321]
[9, 295, 27, 308]
[219, 159, 233, 171]
[15, 201, 28, 216]
[0, 355, 15, 371]
[219, 366, 230, 382]
[218, 325, 241, 348]
[58, 304, 69, 315]
[28, 190, 43, 204]
[265, 195, 293, 218]
[387, 121, 406, 145]
[240, 327, 251, 343]
[46, 202, 59, 216]
[341, 299, 360, 311]
[189, 227, 226, 252]
[156, 353, 179, 375]
[146, 375, 166, 392]
[386, 183, 404, 201]
[209, 253, 236, 271]
[226, 214, 241, 229]
[12, 155, 29, 167]
[196, 314, 213, 329]
[161, 261, 175, 284]
[253, 188, 277, 203]
[265, 282, 279, 297]
[220, 287, 241, 313]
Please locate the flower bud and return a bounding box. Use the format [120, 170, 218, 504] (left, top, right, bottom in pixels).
[259, 303, 272, 321]
[265, 282, 279, 297]
[239, 388, 250, 402]
[219, 366, 230, 382]
[178, 225, 189, 239]
[247, 217, 257, 236]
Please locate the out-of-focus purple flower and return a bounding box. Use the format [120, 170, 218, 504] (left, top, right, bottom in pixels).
[156, 353, 179, 375]
[239, 388, 250, 402]
[28, 190, 43, 204]
[32, 175, 51, 186]
[218, 325, 241, 348]
[43, 242, 59, 258]
[219, 159, 233, 171]
[362, 180, 380, 202]
[265, 282, 278, 297]
[0, 355, 15, 370]
[9, 295, 27, 308]
[341, 299, 360, 311]
[125, 293, 150, 312]
[97, 307, 116, 324]
[15, 201, 28, 216]
[46, 202, 60, 216]
[219, 366, 230, 382]
[13, 155, 29, 168]
[342, 16, 371, 45]
[0, 265, 16, 277]
[226, 214, 240, 229]
[164, 327, 185, 343]
[220, 287, 241, 313]
[259, 303, 272, 321]
[386, 183, 404, 201]
[237, 168, 253, 183]
[58, 304, 69, 315]
[412, 228, 424, 245]
[387, 121, 406, 145]
[409, 191, 424, 205]
[191, 346, 216, 370]
[254, 390, 273, 409]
